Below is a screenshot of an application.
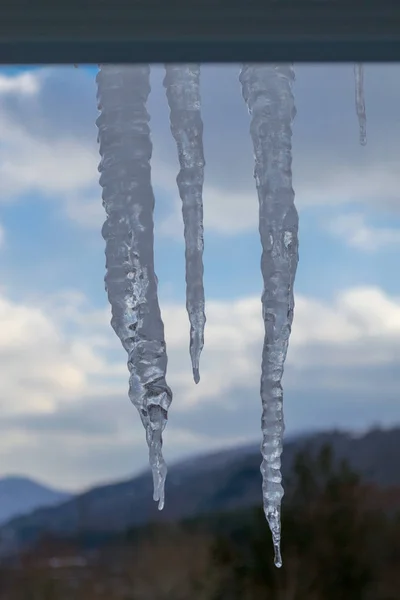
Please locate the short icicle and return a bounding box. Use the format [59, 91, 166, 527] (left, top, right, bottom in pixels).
[96, 64, 172, 510]
[163, 64, 206, 384]
[354, 63, 367, 146]
[240, 64, 299, 568]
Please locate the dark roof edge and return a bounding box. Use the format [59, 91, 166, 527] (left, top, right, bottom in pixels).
[2, 1, 400, 64]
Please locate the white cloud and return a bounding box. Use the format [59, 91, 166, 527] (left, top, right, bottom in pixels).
[325, 212, 400, 252]
[1, 284, 400, 488]
[0, 69, 100, 228]
[288, 286, 400, 370]
[0, 290, 122, 418]
[294, 160, 400, 210]
[2, 64, 400, 489]
[0, 116, 98, 201]
[158, 182, 258, 238]
[162, 296, 263, 408]
[63, 192, 104, 229]
[2, 65, 400, 238]
[0, 72, 41, 96]
[163, 286, 400, 408]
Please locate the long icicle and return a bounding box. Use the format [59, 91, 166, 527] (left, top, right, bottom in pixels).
[240, 64, 299, 568]
[96, 64, 172, 509]
[163, 64, 206, 384]
[354, 63, 367, 146]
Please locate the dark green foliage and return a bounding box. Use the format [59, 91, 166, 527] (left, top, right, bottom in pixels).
[1, 443, 399, 600]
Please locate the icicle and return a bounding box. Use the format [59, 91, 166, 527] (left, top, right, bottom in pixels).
[96, 64, 172, 510]
[354, 63, 367, 146]
[240, 64, 299, 568]
[163, 64, 206, 384]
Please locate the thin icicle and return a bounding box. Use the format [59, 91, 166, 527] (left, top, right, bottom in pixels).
[96, 64, 172, 510]
[163, 64, 206, 384]
[354, 63, 367, 146]
[240, 64, 299, 568]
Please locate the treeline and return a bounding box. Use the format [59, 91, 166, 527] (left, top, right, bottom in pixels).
[0, 444, 399, 599]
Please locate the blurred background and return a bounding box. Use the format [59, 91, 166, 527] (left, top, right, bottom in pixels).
[0, 63, 399, 598]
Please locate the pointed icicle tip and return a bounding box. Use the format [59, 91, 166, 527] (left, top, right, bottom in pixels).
[274, 543, 283, 569]
[193, 367, 200, 384]
[153, 484, 165, 511]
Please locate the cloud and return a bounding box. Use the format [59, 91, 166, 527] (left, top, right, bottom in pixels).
[1, 283, 400, 489]
[0, 71, 41, 96]
[2, 64, 400, 238]
[150, 63, 400, 237]
[0, 289, 125, 417]
[326, 212, 400, 252]
[0, 113, 98, 201]
[0, 68, 100, 225]
[288, 286, 400, 370]
[163, 285, 400, 409]
[2, 64, 400, 490]
[63, 192, 104, 229]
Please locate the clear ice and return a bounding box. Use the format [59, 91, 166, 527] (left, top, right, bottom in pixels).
[354, 63, 367, 146]
[96, 64, 172, 510]
[240, 64, 299, 568]
[163, 64, 206, 384]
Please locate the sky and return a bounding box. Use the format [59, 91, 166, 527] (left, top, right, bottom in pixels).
[0, 62, 400, 493]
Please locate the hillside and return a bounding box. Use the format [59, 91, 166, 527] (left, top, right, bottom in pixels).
[0, 476, 72, 525]
[0, 426, 399, 555]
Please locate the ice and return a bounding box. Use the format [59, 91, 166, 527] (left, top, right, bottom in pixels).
[96, 64, 172, 510]
[163, 64, 206, 384]
[95, 60, 300, 564]
[354, 63, 367, 146]
[239, 64, 299, 568]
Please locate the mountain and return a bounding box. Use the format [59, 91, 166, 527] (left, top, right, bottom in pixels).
[0, 426, 399, 555]
[0, 476, 72, 526]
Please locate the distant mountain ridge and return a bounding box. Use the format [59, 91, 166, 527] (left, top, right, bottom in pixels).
[0, 476, 72, 525]
[0, 426, 399, 555]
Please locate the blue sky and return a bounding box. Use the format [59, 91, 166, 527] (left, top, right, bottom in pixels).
[0, 63, 400, 492]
